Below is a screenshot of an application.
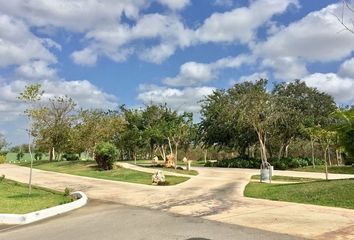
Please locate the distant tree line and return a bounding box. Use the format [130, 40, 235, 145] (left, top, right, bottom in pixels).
[11, 79, 354, 168]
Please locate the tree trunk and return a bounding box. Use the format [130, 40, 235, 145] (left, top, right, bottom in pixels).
[277, 144, 284, 160]
[49, 148, 53, 161]
[167, 137, 173, 155]
[327, 148, 332, 166]
[28, 131, 34, 195]
[324, 146, 329, 180]
[310, 137, 315, 168]
[284, 144, 289, 158]
[174, 143, 178, 169]
[204, 149, 208, 163]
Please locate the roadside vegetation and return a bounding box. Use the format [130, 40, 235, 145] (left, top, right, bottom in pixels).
[250, 175, 318, 182]
[244, 179, 354, 210]
[0, 177, 72, 214]
[18, 160, 189, 185]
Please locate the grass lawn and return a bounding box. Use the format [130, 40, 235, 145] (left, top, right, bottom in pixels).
[17, 161, 189, 185]
[0, 179, 71, 214]
[244, 178, 354, 210]
[251, 175, 319, 182]
[293, 165, 354, 175]
[137, 165, 198, 176]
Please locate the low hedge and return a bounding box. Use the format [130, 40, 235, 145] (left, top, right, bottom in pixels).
[205, 157, 325, 170]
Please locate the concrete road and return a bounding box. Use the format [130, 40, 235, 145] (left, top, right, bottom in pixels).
[0, 200, 301, 240]
[1, 164, 354, 239]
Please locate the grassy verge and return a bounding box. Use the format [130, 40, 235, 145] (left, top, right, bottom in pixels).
[17, 161, 189, 185]
[251, 175, 318, 182]
[137, 165, 198, 176]
[293, 166, 354, 175]
[0, 178, 71, 214]
[244, 178, 354, 210]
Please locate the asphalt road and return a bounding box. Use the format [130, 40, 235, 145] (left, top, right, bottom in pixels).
[0, 200, 301, 240]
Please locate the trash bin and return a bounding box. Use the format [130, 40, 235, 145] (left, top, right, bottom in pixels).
[260, 162, 272, 183]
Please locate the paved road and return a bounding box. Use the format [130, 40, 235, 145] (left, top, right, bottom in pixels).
[0, 164, 354, 239]
[0, 200, 301, 240]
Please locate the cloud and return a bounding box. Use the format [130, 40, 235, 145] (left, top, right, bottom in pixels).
[157, 0, 191, 10]
[163, 54, 254, 86]
[196, 0, 298, 44]
[302, 73, 354, 103]
[0, 0, 146, 32]
[0, 78, 117, 123]
[71, 48, 99, 66]
[137, 85, 215, 113]
[239, 72, 268, 82]
[339, 57, 354, 78]
[0, 14, 57, 68]
[15, 60, 57, 79]
[253, 3, 354, 80]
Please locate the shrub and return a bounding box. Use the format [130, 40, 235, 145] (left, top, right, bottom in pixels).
[34, 152, 43, 161]
[64, 187, 71, 196]
[62, 153, 79, 161]
[16, 152, 24, 161]
[95, 142, 118, 170]
[0, 155, 6, 164]
[0, 174, 5, 182]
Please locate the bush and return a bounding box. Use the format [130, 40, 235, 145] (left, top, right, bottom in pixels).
[16, 152, 24, 161]
[0, 174, 5, 182]
[62, 153, 79, 161]
[34, 152, 43, 161]
[0, 155, 6, 164]
[205, 156, 325, 170]
[95, 142, 118, 170]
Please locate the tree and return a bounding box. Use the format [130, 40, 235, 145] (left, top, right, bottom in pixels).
[18, 84, 43, 195]
[32, 96, 76, 161]
[199, 89, 257, 156]
[0, 133, 7, 152]
[272, 80, 336, 159]
[331, 108, 354, 164]
[228, 79, 278, 167]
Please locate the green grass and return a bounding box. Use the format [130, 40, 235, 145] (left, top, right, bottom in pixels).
[137, 165, 198, 176]
[251, 175, 318, 182]
[0, 179, 72, 214]
[293, 165, 354, 175]
[17, 161, 189, 185]
[244, 178, 354, 210]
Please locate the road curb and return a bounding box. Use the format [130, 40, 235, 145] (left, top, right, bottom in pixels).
[0, 191, 87, 225]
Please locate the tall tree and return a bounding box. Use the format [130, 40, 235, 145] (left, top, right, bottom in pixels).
[18, 84, 43, 195]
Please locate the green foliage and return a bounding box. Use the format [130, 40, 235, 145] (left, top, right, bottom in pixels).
[62, 153, 79, 161]
[34, 152, 43, 161]
[95, 142, 118, 170]
[16, 152, 24, 161]
[204, 157, 324, 170]
[0, 174, 5, 182]
[63, 187, 71, 196]
[0, 155, 6, 164]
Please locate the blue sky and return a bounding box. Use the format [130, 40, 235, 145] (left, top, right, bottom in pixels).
[0, 0, 354, 145]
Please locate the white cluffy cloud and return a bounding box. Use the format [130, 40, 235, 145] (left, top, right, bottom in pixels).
[157, 0, 191, 10]
[254, 2, 354, 80]
[0, 78, 117, 123]
[163, 54, 255, 86]
[196, 0, 298, 44]
[0, 14, 57, 68]
[137, 84, 215, 113]
[302, 73, 354, 104]
[339, 57, 354, 78]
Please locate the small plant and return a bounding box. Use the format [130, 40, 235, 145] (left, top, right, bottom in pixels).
[95, 142, 118, 170]
[0, 174, 5, 182]
[16, 151, 24, 161]
[63, 187, 71, 196]
[0, 155, 6, 164]
[34, 152, 43, 161]
[62, 153, 79, 161]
